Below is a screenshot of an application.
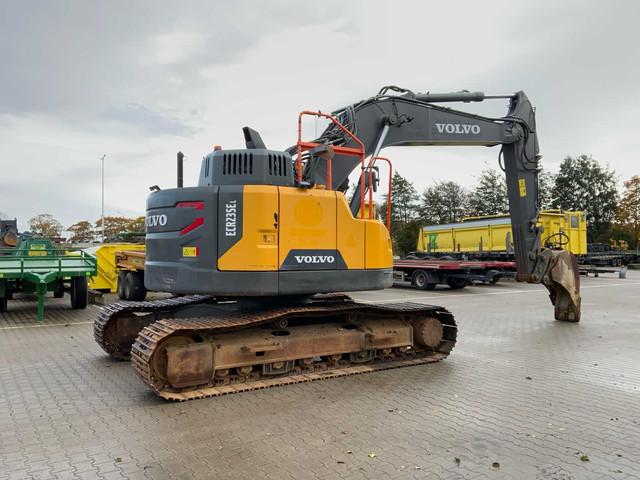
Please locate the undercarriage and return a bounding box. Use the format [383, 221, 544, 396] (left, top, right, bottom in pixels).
[94, 295, 457, 401]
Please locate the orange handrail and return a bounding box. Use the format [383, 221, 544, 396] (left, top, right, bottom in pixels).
[296, 111, 367, 218]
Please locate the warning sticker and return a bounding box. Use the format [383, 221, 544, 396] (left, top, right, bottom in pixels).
[518, 178, 527, 197]
[182, 246, 199, 257]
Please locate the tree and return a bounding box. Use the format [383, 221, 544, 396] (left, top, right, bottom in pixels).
[29, 214, 63, 238]
[95, 216, 136, 242]
[551, 155, 618, 242]
[466, 169, 508, 216]
[615, 175, 640, 248]
[377, 172, 420, 256]
[418, 181, 467, 225]
[128, 216, 145, 233]
[378, 172, 418, 228]
[537, 169, 555, 210]
[394, 219, 422, 258]
[389, 172, 418, 224]
[67, 221, 94, 243]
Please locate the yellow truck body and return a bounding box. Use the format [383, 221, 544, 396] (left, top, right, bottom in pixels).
[85, 243, 146, 292]
[417, 210, 587, 255]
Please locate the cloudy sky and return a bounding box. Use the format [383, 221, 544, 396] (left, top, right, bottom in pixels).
[1, 0, 638, 229]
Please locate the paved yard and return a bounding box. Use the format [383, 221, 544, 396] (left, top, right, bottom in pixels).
[1, 271, 639, 480]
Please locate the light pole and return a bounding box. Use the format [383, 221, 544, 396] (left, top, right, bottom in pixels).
[101, 154, 106, 243]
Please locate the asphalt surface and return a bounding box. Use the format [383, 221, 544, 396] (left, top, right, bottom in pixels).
[1, 271, 638, 480]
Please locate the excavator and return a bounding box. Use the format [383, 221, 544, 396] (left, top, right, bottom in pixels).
[94, 86, 581, 401]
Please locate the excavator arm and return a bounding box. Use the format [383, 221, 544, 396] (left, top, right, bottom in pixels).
[288, 86, 581, 322]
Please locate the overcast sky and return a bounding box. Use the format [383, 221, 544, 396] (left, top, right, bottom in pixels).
[1, 0, 638, 229]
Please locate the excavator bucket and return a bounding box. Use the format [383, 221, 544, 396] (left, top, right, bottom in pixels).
[0, 229, 18, 248]
[543, 250, 581, 322]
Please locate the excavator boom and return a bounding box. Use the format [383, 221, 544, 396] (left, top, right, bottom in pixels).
[292, 87, 580, 321]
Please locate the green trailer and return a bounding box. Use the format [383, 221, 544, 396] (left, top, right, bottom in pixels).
[0, 238, 97, 321]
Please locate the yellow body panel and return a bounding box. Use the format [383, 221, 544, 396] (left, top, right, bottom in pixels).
[336, 192, 365, 269]
[87, 243, 146, 292]
[365, 220, 393, 268]
[218, 185, 279, 271]
[417, 210, 587, 255]
[219, 186, 392, 272]
[278, 186, 337, 266]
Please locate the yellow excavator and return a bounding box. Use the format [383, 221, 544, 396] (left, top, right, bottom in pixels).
[95, 86, 581, 401]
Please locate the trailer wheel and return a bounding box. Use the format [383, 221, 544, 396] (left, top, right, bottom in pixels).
[125, 272, 146, 301]
[117, 271, 126, 300]
[53, 280, 65, 298]
[446, 278, 467, 290]
[412, 270, 436, 290]
[70, 276, 88, 309]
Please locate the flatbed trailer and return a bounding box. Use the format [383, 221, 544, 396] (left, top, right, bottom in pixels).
[409, 249, 640, 268]
[579, 265, 625, 277]
[578, 251, 639, 267]
[393, 259, 516, 290]
[0, 240, 97, 320]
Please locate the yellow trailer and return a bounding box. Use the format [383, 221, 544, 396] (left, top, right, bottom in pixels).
[417, 210, 587, 256]
[84, 243, 146, 293]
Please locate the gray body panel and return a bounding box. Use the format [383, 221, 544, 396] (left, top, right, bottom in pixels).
[146, 267, 391, 296]
[279, 269, 393, 294]
[146, 263, 279, 296]
[145, 186, 220, 293]
[198, 149, 294, 187]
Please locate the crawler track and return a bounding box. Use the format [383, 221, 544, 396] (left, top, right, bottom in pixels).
[128, 298, 457, 401]
[93, 295, 214, 359]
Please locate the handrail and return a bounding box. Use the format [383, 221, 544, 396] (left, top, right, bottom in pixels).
[0, 248, 97, 275]
[367, 156, 393, 231]
[296, 111, 367, 218]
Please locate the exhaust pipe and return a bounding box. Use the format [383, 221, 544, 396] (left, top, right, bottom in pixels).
[177, 151, 184, 188]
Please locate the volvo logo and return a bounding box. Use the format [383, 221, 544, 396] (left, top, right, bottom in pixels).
[435, 123, 481, 135]
[282, 249, 346, 270]
[294, 255, 335, 264]
[146, 214, 168, 228]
